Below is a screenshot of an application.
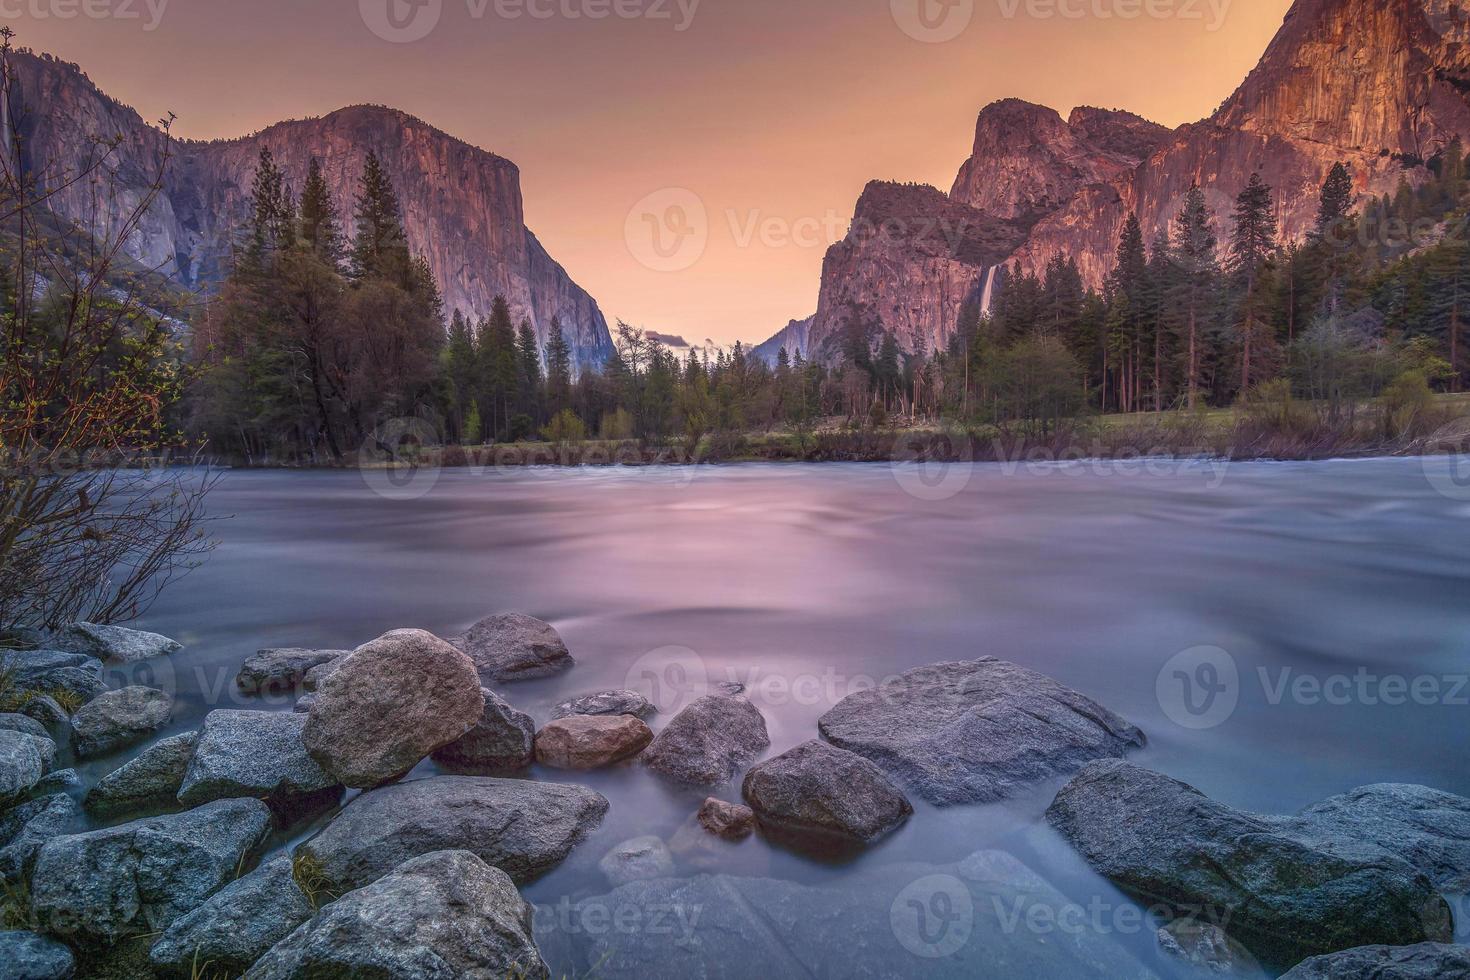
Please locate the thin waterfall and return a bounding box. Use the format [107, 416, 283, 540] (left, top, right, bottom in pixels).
[978, 265, 999, 318]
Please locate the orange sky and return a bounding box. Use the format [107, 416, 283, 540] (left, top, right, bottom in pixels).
[19, 0, 1293, 346]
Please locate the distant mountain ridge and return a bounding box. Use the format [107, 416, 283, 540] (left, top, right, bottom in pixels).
[11, 50, 614, 370]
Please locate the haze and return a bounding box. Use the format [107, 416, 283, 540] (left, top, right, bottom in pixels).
[20, 0, 1291, 347]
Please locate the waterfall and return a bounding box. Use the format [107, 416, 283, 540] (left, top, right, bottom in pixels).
[978, 265, 1000, 318]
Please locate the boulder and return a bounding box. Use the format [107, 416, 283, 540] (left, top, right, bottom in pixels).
[3, 651, 104, 707]
[1046, 761, 1455, 970]
[149, 855, 314, 978]
[85, 732, 197, 818]
[301, 658, 343, 691]
[0, 730, 51, 801]
[535, 715, 653, 770]
[32, 769, 80, 796]
[245, 850, 549, 980]
[697, 798, 755, 841]
[70, 686, 171, 759]
[30, 798, 271, 947]
[667, 813, 771, 877]
[18, 697, 68, 728]
[52, 622, 181, 664]
[0, 794, 81, 885]
[643, 693, 769, 786]
[452, 613, 574, 683]
[742, 741, 911, 850]
[1280, 943, 1470, 979]
[0, 930, 75, 979]
[235, 648, 348, 695]
[0, 713, 48, 739]
[1157, 919, 1263, 977]
[295, 775, 607, 894]
[818, 658, 1145, 806]
[431, 689, 535, 772]
[551, 690, 654, 721]
[302, 629, 484, 789]
[177, 710, 341, 814]
[598, 836, 675, 888]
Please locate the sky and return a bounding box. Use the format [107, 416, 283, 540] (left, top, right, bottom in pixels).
[16, 0, 1294, 346]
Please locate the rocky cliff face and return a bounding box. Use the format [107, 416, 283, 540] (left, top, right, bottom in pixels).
[751, 316, 814, 366]
[11, 51, 613, 371]
[778, 0, 1470, 360]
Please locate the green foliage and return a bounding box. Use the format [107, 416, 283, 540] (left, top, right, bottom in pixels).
[541, 409, 586, 446]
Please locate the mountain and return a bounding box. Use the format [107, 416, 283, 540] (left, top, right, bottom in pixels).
[10, 50, 614, 371]
[770, 0, 1470, 361]
[751, 316, 815, 366]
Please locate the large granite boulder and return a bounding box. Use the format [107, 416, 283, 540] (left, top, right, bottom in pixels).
[742, 740, 911, 849]
[30, 798, 271, 947]
[295, 775, 607, 894]
[598, 836, 675, 888]
[235, 648, 348, 695]
[551, 690, 654, 721]
[70, 686, 171, 759]
[2, 650, 104, 707]
[431, 688, 536, 772]
[643, 693, 769, 786]
[245, 850, 549, 979]
[452, 613, 574, 683]
[535, 715, 653, 770]
[0, 930, 75, 979]
[0, 730, 52, 801]
[1047, 762, 1456, 970]
[302, 630, 484, 788]
[1280, 943, 1470, 979]
[0, 793, 81, 886]
[84, 732, 198, 818]
[149, 855, 314, 978]
[51, 622, 181, 664]
[0, 713, 49, 739]
[818, 658, 1144, 806]
[178, 710, 342, 814]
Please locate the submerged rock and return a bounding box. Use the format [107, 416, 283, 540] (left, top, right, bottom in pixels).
[70, 686, 171, 759]
[452, 613, 574, 683]
[431, 688, 536, 772]
[149, 855, 314, 978]
[742, 740, 911, 849]
[178, 710, 341, 813]
[245, 850, 548, 980]
[235, 648, 348, 695]
[302, 629, 483, 789]
[0, 794, 81, 885]
[598, 836, 675, 888]
[697, 798, 755, 841]
[85, 732, 197, 818]
[551, 690, 655, 721]
[643, 693, 769, 786]
[818, 658, 1145, 806]
[0, 930, 75, 979]
[1157, 919, 1264, 977]
[535, 715, 653, 770]
[295, 775, 607, 893]
[30, 798, 271, 947]
[1280, 943, 1470, 979]
[1046, 761, 1455, 970]
[52, 622, 181, 664]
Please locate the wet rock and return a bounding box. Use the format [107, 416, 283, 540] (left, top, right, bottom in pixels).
[52, 622, 181, 664]
[818, 658, 1145, 806]
[643, 693, 769, 786]
[301, 659, 343, 691]
[1046, 761, 1454, 970]
[292, 694, 315, 713]
[0, 730, 51, 801]
[302, 629, 483, 789]
[666, 813, 771, 877]
[30, 798, 271, 947]
[295, 775, 607, 893]
[598, 836, 674, 888]
[245, 850, 549, 980]
[3, 651, 104, 708]
[85, 732, 197, 818]
[698, 798, 755, 841]
[431, 689, 535, 772]
[1280, 943, 1470, 979]
[70, 686, 171, 759]
[551, 690, 655, 721]
[0, 713, 48, 739]
[18, 697, 68, 728]
[452, 613, 574, 683]
[0, 794, 81, 885]
[535, 715, 653, 770]
[235, 648, 348, 695]
[0, 930, 75, 979]
[1157, 919, 1264, 977]
[32, 769, 80, 796]
[178, 710, 342, 814]
[149, 855, 313, 978]
[742, 740, 912, 848]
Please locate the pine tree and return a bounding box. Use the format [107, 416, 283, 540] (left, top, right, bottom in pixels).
[351, 151, 410, 284]
[517, 319, 544, 422]
[1229, 174, 1279, 392]
[299, 157, 343, 264]
[545, 317, 574, 416]
[1315, 162, 1355, 238]
[1172, 184, 1219, 409]
[245, 147, 287, 269]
